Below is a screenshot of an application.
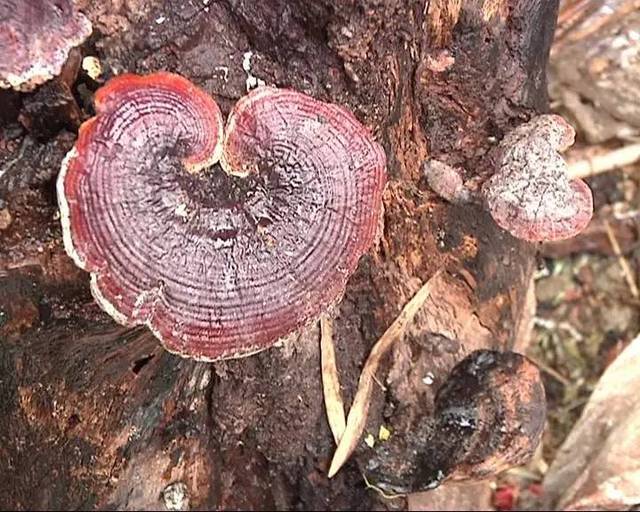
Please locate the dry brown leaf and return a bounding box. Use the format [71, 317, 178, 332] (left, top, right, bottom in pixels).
[543, 332, 640, 510]
[328, 270, 443, 478]
[320, 315, 346, 445]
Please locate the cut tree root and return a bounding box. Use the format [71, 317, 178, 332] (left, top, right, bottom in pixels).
[568, 143, 640, 179]
[321, 315, 347, 445]
[328, 270, 443, 478]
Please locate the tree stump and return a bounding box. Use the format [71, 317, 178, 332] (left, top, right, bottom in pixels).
[0, 0, 558, 509]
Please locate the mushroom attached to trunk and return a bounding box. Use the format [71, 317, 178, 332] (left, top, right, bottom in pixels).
[0, 0, 92, 91]
[483, 115, 593, 242]
[57, 72, 387, 361]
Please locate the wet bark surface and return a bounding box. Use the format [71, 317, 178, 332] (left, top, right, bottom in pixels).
[0, 0, 558, 509]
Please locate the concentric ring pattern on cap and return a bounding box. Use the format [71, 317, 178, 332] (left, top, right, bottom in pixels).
[58, 72, 387, 361]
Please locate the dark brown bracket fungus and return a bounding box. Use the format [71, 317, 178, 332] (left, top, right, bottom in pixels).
[483, 115, 593, 242]
[57, 72, 387, 361]
[0, 0, 92, 92]
[363, 350, 546, 495]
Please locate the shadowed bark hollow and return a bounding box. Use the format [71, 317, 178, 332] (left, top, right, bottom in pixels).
[0, 0, 558, 509]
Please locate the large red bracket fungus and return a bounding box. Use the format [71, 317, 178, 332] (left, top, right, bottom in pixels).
[483, 115, 593, 242]
[57, 72, 387, 361]
[0, 0, 92, 91]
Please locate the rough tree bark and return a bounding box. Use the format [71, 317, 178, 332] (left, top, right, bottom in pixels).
[0, 0, 558, 509]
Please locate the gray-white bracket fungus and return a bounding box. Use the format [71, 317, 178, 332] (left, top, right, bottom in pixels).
[483, 115, 593, 242]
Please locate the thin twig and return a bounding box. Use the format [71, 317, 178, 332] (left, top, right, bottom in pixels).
[527, 356, 572, 387]
[534, 317, 584, 342]
[328, 270, 443, 478]
[371, 373, 387, 392]
[604, 221, 639, 299]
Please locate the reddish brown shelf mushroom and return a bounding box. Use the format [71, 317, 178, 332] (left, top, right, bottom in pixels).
[483, 115, 593, 242]
[57, 72, 387, 361]
[0, 0, 92, 91]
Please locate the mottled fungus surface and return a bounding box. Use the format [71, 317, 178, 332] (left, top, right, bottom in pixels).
[0, 0, 92, 91]
[483, 115, 593, 242]
[58, 72, 387, 361]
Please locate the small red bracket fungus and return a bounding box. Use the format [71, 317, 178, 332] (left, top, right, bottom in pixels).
[57, 72, 387, 361]
[0, 0, 92, 91]
[423, 159, 470, 204]
[483, 115, 593, 242]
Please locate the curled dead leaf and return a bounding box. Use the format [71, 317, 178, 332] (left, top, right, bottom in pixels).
[321, 315, 346, 445]
[328, 270, 443, 477]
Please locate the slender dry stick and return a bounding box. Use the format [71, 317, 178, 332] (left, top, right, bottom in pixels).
[527, 355, 572, 387]
[328, 270, 443, 478]
[320, 315, 347, 445]
[604, 221, 639, 299]
[568, 143, 640, 180]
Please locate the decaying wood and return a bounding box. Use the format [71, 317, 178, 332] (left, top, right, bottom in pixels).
[543, 332, 640, 510]
[0, 0, 559, 509]
[550, 0, 640, 143]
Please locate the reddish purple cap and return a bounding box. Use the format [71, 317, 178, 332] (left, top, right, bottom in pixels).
[58, 72, 387, 361]
[0, 0, 92, 91]
[483, 115, 593, 242]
